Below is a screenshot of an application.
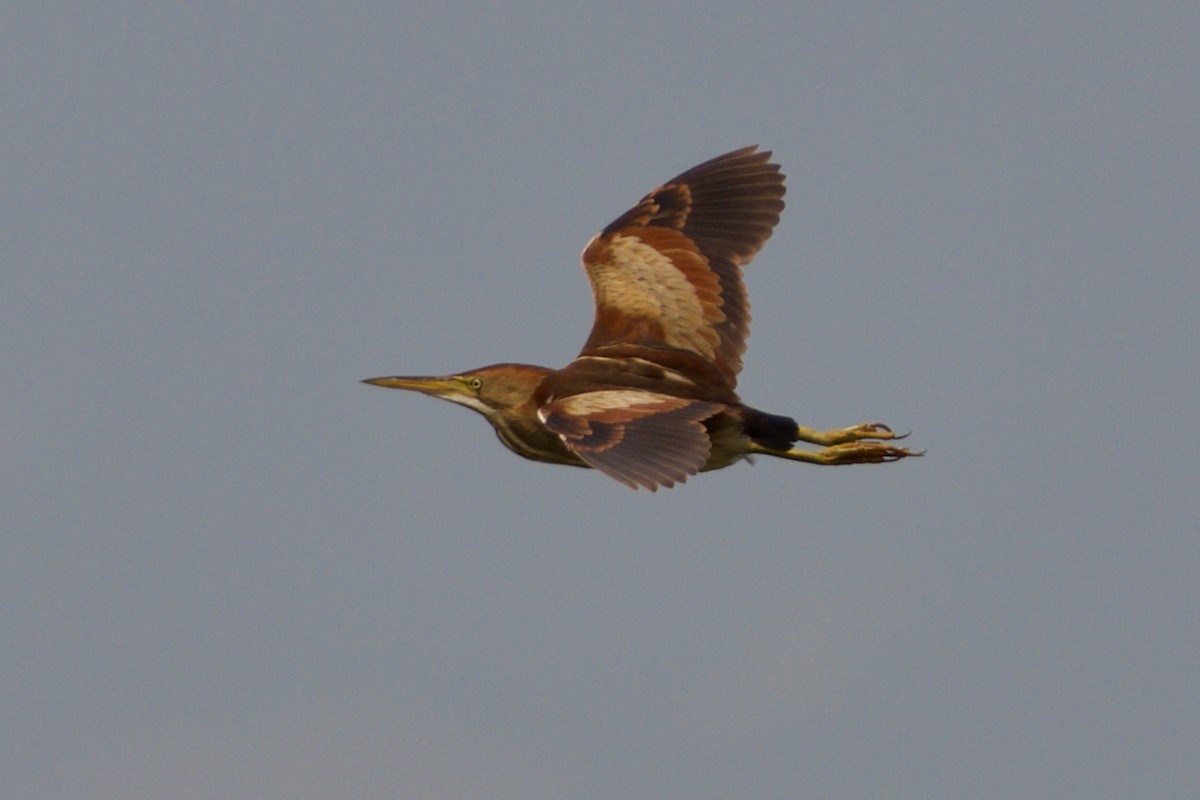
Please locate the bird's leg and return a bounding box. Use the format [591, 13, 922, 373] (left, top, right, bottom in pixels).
[794, 422, 904, 446]
[749, 422, 921, 465]
[750, 439, 920, 465]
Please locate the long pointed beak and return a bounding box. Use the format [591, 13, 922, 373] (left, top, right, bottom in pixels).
[362, 375, 461, 397]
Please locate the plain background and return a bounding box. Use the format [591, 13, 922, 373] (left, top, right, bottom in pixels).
[5, 4, 1197, 799]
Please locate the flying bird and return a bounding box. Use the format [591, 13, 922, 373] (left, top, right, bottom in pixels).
[365, 146, 919, 490]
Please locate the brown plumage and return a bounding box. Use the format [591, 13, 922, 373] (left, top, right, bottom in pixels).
[366, 147, 920, 490]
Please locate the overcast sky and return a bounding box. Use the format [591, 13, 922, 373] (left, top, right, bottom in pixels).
[5, 4, 1198, 799]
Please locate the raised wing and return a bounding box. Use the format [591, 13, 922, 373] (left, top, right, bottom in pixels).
[578, 146, 786, 387]
[538, 390, 723, 491]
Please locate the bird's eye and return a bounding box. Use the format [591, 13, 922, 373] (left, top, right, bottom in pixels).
[468, 377, 483, 391]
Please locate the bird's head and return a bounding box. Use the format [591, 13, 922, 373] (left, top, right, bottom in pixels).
[363, 363, 552, 420]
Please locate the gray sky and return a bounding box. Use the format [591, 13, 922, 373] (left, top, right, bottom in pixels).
[5, 4, 1198, 799]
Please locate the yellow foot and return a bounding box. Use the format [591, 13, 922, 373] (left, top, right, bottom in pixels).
[794, 422, 909, 447]
[809, 441, 921, 465]
[750, 439, 922, 466]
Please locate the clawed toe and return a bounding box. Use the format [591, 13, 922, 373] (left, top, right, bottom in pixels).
[827, 442, 922, 464]
[839, 422, 905, 442]
[856, 422, 912, 438]
[792, 422, 920, 455]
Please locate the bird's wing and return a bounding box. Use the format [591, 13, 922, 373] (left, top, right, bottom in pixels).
[578, 146, 785, 387]
[538, 390, 723, 491]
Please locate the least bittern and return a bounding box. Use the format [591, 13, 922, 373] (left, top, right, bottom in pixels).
[366, 147, 919, 490]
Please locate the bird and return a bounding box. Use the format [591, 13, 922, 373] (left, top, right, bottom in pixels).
[365, 146, 920, 490]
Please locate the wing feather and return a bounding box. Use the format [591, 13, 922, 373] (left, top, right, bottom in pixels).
[579, 146, 785, 387]
[538, 390, 723, 491]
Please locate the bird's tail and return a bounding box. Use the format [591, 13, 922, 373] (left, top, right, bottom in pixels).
[740, 407, 801, 452]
